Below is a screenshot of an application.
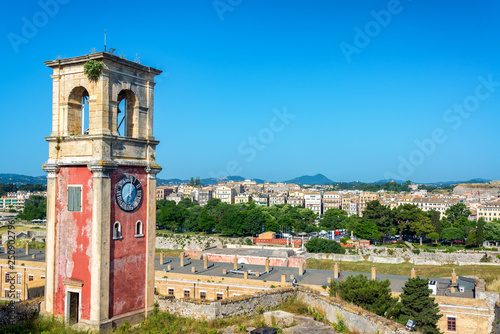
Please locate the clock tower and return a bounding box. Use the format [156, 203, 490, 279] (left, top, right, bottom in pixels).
[43, 52, 162, 330]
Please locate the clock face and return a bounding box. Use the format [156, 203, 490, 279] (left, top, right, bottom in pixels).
[115, 174, 143, 212]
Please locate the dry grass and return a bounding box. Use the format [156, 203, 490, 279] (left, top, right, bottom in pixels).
[306, 259, 500, 291]
[155, 249, 184, 257]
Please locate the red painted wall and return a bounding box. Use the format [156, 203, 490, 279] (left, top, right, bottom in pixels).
[55, 166, 93, 319]
[109, 167, 147, 317]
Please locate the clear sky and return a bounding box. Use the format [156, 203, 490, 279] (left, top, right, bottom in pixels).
[1, 0, 499, 183]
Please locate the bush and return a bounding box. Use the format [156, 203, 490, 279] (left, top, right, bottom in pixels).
[412, 249, 420, 255]
[305, 238, 345, 254]
[329, 274, 397, 316]
[497, 254, 500, 260]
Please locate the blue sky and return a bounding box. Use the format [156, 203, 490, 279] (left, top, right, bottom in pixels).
[1, 0, 499, 183]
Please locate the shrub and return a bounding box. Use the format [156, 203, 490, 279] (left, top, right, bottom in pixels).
[412, 249, 420, 255]
[305, 238, 345, 254]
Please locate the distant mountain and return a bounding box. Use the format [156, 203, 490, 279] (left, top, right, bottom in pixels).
[0, 174, 46, 184]
[157, 175, 266, 186]
[282, 173, 333, 185]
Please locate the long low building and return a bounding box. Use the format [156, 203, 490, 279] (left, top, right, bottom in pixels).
[0, 247, 498, 334]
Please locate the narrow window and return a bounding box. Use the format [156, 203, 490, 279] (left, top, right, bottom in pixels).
[447, 317, 456, 331]
[16, 290, 21, 299]
[168, 288, 174, 295]
[135, 221, 144, 237]
[29, 275, 33, 282]
[81, 91, 89, 135]
[41, 275, 45, 279]
[67, 186, 82, 212]
[4, 273, 8, 283]
[200, 291, 206, 299]
[216, 293, 223, 300]
[184, 289, 190, 298]
[17, 274, 21, 284]
[113, 222, 122, 239]
[4, 290, 8, 298]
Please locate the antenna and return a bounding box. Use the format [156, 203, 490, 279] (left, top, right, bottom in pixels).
[104, 29, 107, 52]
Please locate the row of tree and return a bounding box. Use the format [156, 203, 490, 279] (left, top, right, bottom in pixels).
[320, 201, 500, 246]
[157, 198, 318, 236]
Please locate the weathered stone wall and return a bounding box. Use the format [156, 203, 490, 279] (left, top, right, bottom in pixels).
[156, 235, 253, 251]
[0, 298, 41, 327]
[296, 290, 412, 334]
[155, 288, 294, 319]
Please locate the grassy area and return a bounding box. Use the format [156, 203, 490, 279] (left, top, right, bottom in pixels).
[0, 308, 264, 334]
[13, 240, 46, 250]
[155, 249, 184, 257]
[306, 259, 500, 292]
[0, 224, 46, 232]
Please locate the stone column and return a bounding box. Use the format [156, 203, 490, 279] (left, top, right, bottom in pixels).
[42, 164, 59, 315]
[191, 267, 196, 273]
[25, 242, 29, 255]
[281, 274, 286, 284]
[244, 271, 248, 280]
[411, 268, 416, 279]
[371, 265, 376, 280]
[88, 164, 116, 324]
[160, 252, 164, 265]
[334, 263, 339, 279]
[451, 268, 457, 292]
[298, 261, 304, 276]
[180, 252, 185, 267]
[233, 256, 238, 270]
[204, 255, 208, 269]
[265, 258, 270, 272]
[145, 165, 161, 317]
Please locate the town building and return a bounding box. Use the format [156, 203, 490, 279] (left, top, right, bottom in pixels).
[215, 185, 235, 204]
[322, 192, 341, 213]
[304, 192, 322, 215]
[477, 202, 500, 221]
[198, 188, 213, 206]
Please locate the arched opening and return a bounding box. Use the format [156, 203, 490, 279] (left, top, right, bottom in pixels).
[113, 222, 122, 239]
[135, 220, 143, 237]
[68, 87, 90, 135]
[116, 90, 137, 137]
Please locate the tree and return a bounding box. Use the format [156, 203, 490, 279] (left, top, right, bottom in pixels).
[445, 203, 471, 224]
[18, 195, 46, 221]
[427, 232, 439, 245]
[362, 200, 394, 235]
[354, 220, 382, 240]
[397, 277, 442, 334]
[198, 207, 216, 233]
[410, 214, 435, 245]
[429, 210, 441, 235]
[329, 274, 397, 316]
[393, 204, 422, 239]
[319, 208, 348, 230]
[465, 230, 478, 248]
[441, 227, 465, 246]
[484, 221, 500, 242]
[476, 217, 485, 246]
[305, 238, 345, 254]
[244, 208, 267, 235]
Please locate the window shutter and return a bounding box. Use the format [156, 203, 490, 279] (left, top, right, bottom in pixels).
[76, 187, 82, 211]
[68, 187, 74, 211]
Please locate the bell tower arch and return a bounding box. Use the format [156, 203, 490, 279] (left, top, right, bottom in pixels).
[43, 52, 162, 330]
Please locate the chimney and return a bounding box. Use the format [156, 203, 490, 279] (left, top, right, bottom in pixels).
[180, 252, 185, 267]
[244, 271, 248, 280]
[281, 274, 286, 284]
[265, 258, 270, 272]
[26, 242, 29, 255]
[411, 268, 416, 279]
[191, 266, 196, 273]
[233, 256, 238, 270]
[167, 264, 172, 271]
[160, 252, 164, 265]
[204, 255, 208, 269]
[371, 265, 376, 280]
[298, 261, 304, 276]
[451, 269, 457, 292]
[334, 262, 339, 279]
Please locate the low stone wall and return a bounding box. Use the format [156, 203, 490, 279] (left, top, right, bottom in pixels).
[155, 288, 295, 319]
[0, 298, 41, 327]
[369, 256, 405, 264]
